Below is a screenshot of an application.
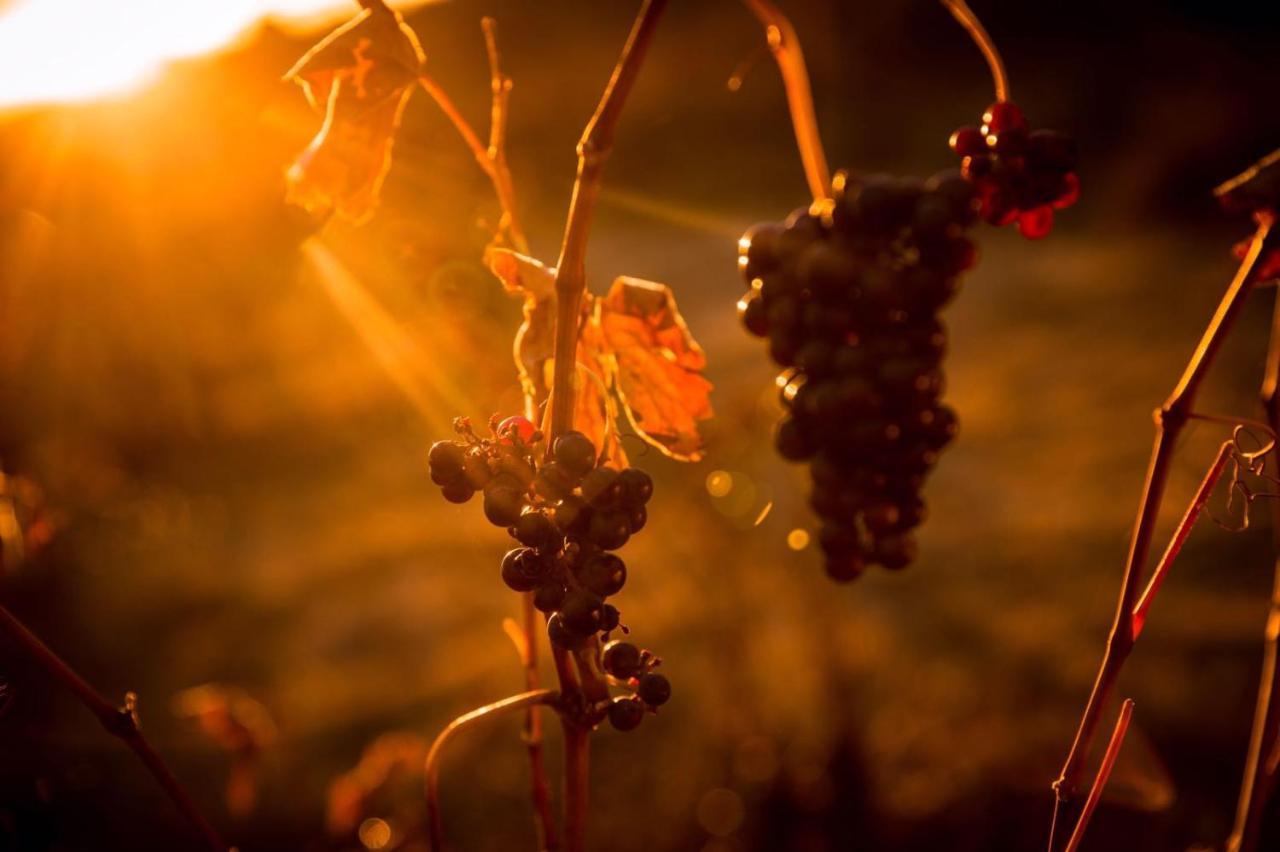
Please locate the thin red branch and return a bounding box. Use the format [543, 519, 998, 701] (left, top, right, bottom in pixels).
[0, 603, 227, 852]
[1064, 699, 1135, 852]
[939, 0, 1010, 103]
[1049, 219, 1278, 851]
[1130, 440, 1235, 640]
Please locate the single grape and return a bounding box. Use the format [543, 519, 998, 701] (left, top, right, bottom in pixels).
[484, 484, 526, 527]
[561, 590, 605, 636]
[602, 640, 642, 679]
[553, 431, 597, 477]
[617, 468, 653, 506]
[607, 696, 646, 732]
[440, 480, 475, 504]
[533, 582, 567, 614]
[579, 553, 627, 597]
[587, 511, 631, 551]
[513, 509, 560, 551]
[428, 441, 466, 484]
[581, 467, 623, 508]
[548, 613, 586, 650]
[637, 672, 671, 707]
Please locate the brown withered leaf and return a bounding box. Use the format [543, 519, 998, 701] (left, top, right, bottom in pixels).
[285, 4, 425, 224]
[599, 277, 713, 461]
[485, 250, 710, 463]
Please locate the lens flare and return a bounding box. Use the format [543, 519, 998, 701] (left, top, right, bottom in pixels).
[0, 0, 433, 109]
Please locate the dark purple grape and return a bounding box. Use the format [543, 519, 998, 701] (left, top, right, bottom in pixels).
[548, 613, 586, 650]
[600, 604, 621, 632]
[626, 505, 647, 534]
[602, 640, 642, 679]
[513, 509, 560, 550]
[501, 548, 549, 592]
[607, 696, 646, 732]
[553, 495, 592, 536]
[534, 582, 567, 614]
[484, 484, 526, 527]
[587, 511, 631, 551]
[579, 553, 627, 597]
[429, 441, 466, 484]
[533, 461, 577, 500]
[738, 287, 769, 337]
[581, 467, 623, 508]
[561, 591, 605, 636]
[617, 468, 653, 506]
[553, 431, 597, 477]
[441, 480, 475, 504]
[637, 672, 671, 707]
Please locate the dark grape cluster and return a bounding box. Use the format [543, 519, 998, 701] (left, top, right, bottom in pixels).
[737, 169, 974, 581]
[428, 415, 668, 730]
[950, 101, 1079, 239]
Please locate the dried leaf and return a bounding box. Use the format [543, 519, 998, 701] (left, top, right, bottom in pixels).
[485, 252, 709, 464]
[326, 731, 428, 836]
[599, 277, 713, 460]
[285, 5, 425, 223]
[1216, 148, 1280, 282]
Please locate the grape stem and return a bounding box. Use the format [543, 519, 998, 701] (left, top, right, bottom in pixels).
[519, 592, 560, 851]
[740, 0, 831, 203]
[1047, 219, 1279, 852]
[415, 17, 529, 253]
[425, 689, 559, 852]
[1228, 276, 1280, 852]
[0, 603, 228, 852]
[939, 0, 1010, 103]
[545, 4, 668, 850]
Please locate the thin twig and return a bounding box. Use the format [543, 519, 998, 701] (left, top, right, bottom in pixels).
[0, 603, 227, 852]
[740, 0, 831, 203]
[939, 0, 1010, 103]
[1049, 219, 1278, 851]
[1129, 440, 1235, 640]
[426, 689, 559, 852]
[1064, 699, 1135, 852]
[415, 19, 529, 253]
[1228, 281, 1280, 852]
[520, 592, 559, 850]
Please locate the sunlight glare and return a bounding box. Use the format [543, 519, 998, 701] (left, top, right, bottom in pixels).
[0, 0, 432, 109]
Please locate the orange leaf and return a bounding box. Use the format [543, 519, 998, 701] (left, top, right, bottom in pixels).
[284, 5, 425, 223]
[598, 277, 713, 461]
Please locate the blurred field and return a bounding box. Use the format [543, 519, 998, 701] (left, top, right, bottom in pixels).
[2, 2, 1280, 851]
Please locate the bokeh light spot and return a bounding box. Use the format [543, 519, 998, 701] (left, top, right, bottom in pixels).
[358, 817, 392, 850]
[696, 787, 745, 837]
[786, 528, 810, 550]
[705, 470, 733, 498]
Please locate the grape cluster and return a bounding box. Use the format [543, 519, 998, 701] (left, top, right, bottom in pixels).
[428, 415, 668, 730]
[737, 169, 974, 581]
[949, 101, 1079, 239]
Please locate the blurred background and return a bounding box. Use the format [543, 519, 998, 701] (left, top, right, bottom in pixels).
[2, 1, 1280, 850]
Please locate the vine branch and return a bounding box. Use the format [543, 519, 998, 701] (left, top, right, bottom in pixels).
[0, 603, 227, 852]
[740, 0, 831, 203]
[1048, 219, 1278, 851]
[939, 0, 1010, 103]
[544, 4, 668, 850]
[1228, 278, 1280, 852]
[426, 689, 559, 852]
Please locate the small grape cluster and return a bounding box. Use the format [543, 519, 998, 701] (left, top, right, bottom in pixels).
[737, 169, 973, 581]
[428, 415, 669, 730]
[949, 101, 1079, 239]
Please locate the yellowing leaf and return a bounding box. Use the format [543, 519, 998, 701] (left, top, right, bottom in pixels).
[599, 277, 713, 461]
[484, 252, 710, 464]
[284, 4, 425, 224]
